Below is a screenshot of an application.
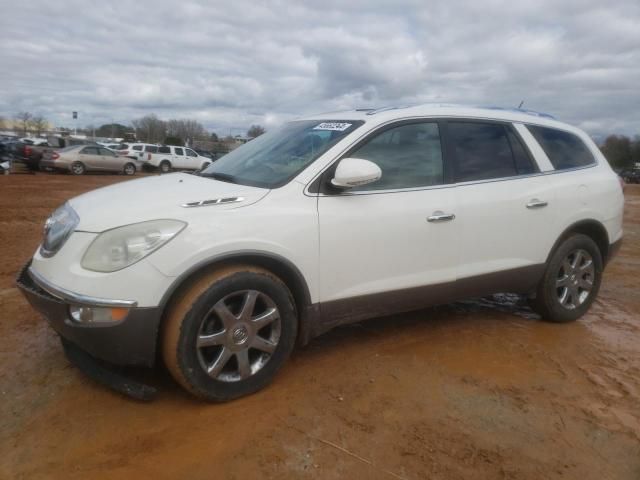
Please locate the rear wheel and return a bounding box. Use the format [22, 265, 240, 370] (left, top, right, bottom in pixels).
[159, 160, 171, 173]
[162, 265, 298, 401]
[70, 162, 85, 175]
[530, 234, 602, 323]
[123, 163, 136, 175]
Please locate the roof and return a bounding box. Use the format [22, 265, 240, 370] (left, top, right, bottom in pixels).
[299, 103, 576, 132]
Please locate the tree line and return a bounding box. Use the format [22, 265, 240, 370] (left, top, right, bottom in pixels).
[599, 135, 640, 170]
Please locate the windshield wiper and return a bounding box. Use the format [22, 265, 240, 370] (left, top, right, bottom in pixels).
[199, 172, 238, 184]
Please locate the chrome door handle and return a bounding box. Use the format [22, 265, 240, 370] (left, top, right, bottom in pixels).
[427, 211, 455, 222]
[526, 199, 548, 209]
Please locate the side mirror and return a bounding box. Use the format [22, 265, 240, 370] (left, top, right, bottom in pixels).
[331, 158, 382, 189]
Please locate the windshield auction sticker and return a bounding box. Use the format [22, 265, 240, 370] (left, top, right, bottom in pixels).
[313, 122, 352, 131]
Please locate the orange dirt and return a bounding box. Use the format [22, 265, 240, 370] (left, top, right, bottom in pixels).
[1, 174, 639, 479]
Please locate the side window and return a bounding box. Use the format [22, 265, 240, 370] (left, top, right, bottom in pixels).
[158, 146, 171, 154]
[347, 122, 444, 191]
[185, 148, 197, 157]
[132, 145, 143, 151]
[145, 146, 158, 153]
[527, 125, 595, 170]
[449, 122, 517, 182]
[98, 148, 115, 156]
[174, 147, 184, 156]
[80, 147, 98, 155]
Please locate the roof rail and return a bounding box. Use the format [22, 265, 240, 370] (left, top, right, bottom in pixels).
[482, 106, 556, 120]
[364, 105, 414, 115]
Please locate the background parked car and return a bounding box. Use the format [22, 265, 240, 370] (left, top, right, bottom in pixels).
[15, 137, 100, 171]
[193, 148, 218, 160]
[620, 169, 640, 184]
[41, 145, 143, 175]
[146, 145, 211, 172]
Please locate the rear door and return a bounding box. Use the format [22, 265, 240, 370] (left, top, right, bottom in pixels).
[155, 145, 172, 166]
[78, 146, 101, 170]
[445, 120, 556, 295]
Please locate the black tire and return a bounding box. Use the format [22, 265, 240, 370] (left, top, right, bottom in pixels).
[159, 160, 171, 173]
[529, 234, 603, 323]
[162, 265, 298, 401]
[123, 163, 136, 175]
[70, 161, 85, 175]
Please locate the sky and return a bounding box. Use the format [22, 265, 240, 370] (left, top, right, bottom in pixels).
[1, 0, 639, 138]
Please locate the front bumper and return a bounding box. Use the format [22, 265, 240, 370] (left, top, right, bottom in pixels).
[606, 238, 623, 265]
[16, 262, 162, 367]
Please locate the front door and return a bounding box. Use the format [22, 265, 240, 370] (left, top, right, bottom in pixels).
[317, 120, 458, 323]
[172, 147, 186, 168]
[184, 148, 200, 169]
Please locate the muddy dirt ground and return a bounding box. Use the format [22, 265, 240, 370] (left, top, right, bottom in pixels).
[0, 174, 638, 479]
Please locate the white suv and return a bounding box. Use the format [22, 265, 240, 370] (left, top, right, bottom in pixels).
[17, 105, 624, 401]
[116, 143, 159, 161]
[146, 145, 212, 173]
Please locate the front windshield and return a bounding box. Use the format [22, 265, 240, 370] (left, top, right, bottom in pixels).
[201, 120, 363, 188]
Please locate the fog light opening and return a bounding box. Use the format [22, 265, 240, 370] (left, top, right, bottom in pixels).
[69, 305, 129, 324]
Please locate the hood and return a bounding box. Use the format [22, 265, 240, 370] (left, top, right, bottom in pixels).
[69, 173, 269, 232]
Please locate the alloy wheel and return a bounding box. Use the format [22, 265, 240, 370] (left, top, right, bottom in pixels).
[555, 249, 595, 310]
[196, 290, 281, 382]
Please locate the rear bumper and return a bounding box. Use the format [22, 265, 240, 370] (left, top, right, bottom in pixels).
[16, 262, 162, 367]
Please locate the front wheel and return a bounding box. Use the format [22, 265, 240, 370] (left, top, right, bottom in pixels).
[529, 234, 603, 323]
[162, 266, 298, 401]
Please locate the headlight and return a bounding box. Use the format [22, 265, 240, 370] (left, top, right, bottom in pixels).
[41, 203, 80, 258]
[81, 219, 186, 272]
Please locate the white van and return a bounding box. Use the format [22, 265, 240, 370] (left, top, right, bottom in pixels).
[146, 145, 212, 173]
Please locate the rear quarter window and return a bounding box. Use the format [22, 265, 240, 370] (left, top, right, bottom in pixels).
[527, 125, 595, 170]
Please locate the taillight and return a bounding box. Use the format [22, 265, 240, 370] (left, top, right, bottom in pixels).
[24, 146, 32, 156]
[148, 153, 151, 160]
[120, 150, 128, 155]
[52, 152, 60, 160]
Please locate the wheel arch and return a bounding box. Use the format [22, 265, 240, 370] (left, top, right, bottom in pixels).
[547, 219, 610, 265]
[156, 251, 313, 355]
[157, 250, 313, 338]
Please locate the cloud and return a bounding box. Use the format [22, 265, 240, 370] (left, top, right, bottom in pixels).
[0, 0, 638, 136]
